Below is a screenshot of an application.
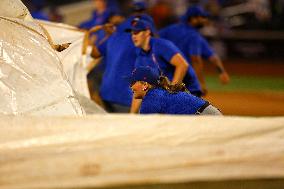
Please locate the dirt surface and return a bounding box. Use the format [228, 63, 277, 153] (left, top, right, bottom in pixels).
[205, 91, 284, 116]
[204, 59, 284, 116]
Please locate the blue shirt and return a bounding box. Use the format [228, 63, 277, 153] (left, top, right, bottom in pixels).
[79, 9, 112, 29]
[97, 17, 136, 106]
[140, 88, 206, 114]
[159, 23, 215, 61]
[135, 38, 201, 95]
[31, 11, 49, 21]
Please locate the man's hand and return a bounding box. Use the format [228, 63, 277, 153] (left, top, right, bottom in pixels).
[219, 71, 230, 84]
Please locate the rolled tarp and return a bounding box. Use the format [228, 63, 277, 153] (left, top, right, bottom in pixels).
[0, 115, 283, 189]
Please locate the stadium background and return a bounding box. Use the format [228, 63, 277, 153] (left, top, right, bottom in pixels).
[23, 0, 284, 116]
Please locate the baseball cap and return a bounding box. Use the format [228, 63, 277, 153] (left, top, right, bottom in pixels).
[126, 66, 160, 86]
[125, 16, 155, 34]
[135, 14, 154, 26]
[132, 1, 148, 12]
[181, 5, 209, 22]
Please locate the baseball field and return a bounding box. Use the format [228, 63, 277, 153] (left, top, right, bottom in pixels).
[204, 59, 284, 116]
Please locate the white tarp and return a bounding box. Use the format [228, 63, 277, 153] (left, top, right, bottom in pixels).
[38, 20, 106, 114]
[0, 0, 33, 21]
[0, 16, 84, 116]
[0, 115, 284, 189]
[0, 0, 106, 115]
[39, 20, 92, 99]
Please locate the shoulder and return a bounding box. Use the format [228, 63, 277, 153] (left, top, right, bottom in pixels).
[151, 38, 180, 58]
[141, 89, 165, 114]
[145, 89, 166, 102]
[159, 23, 180, 32]
[152, 37, 175, 47]
[184, 32, 202, 44]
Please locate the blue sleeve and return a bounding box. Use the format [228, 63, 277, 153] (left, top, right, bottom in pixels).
[97, 38, 108, 57]
[79, 20, 93, 29]
[201, 38, 215, 59]
[156, 39, 181, 62]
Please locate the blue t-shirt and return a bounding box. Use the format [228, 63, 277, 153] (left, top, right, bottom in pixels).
[140, 88, 206, 114]
[31, 11, 49, 21]
[159, 23, 215, 61]
[97, 17, 136, 106]
[79, 9, 112, 29]
[135, 38, 201, 95]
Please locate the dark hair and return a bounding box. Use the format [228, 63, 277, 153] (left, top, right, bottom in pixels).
[156, 76, 190, 94]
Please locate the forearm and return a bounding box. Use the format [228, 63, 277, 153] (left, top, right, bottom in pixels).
[89, 25, 103, 33]
[171, 54, 188, 84]
[209, 55, 226, 73]
[130, 97, 142, 113]
[209, 55, 230, 84]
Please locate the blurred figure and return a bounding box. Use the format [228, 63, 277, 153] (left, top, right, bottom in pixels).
[160, 5, 230, 95]
[128, 66, 222, 115]
[86, 15, 125, 109]
[126, 17, 203, 112]
[79, 0, 114, 30]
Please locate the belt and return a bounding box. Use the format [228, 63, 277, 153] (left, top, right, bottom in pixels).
[196, 101, 210, 115]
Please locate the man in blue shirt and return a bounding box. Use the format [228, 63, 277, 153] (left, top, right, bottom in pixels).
[126, 17, 202, 113]
[159, 5, 230, 95]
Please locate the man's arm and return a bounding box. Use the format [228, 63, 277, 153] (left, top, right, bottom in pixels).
[208, 55, 230, 84]
[169, 53, 189, 84]
[130, 97, 142, 113]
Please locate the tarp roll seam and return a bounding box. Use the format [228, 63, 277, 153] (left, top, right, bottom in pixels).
[0, 16, 48, 40]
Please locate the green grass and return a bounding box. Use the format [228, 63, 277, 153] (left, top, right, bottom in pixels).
[205, 75, 284, 92]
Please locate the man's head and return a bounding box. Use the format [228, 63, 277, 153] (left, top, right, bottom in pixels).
[92, 0, 107, 12]
[127, 66, 159, 99]
[181, 5, 209, 28]
[126, 16, 155, 48]
[132, 1, 148, 13]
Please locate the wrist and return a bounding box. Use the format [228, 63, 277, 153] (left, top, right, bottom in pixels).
[216, 67, 225, 74]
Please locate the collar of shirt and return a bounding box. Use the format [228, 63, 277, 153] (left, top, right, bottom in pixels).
[137, 37, 154, 56]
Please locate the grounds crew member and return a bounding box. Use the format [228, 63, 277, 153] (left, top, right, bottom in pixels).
[159, 5, 230, 95]
[128, 66, 222, 115]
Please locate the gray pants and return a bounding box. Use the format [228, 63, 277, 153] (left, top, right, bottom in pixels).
[103, 101, 130, 113]
[199, 104, 223, 115]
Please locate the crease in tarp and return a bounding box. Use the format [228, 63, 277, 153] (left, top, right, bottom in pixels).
[0, 16, 85, 115]
[0, 0, 33, 20]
